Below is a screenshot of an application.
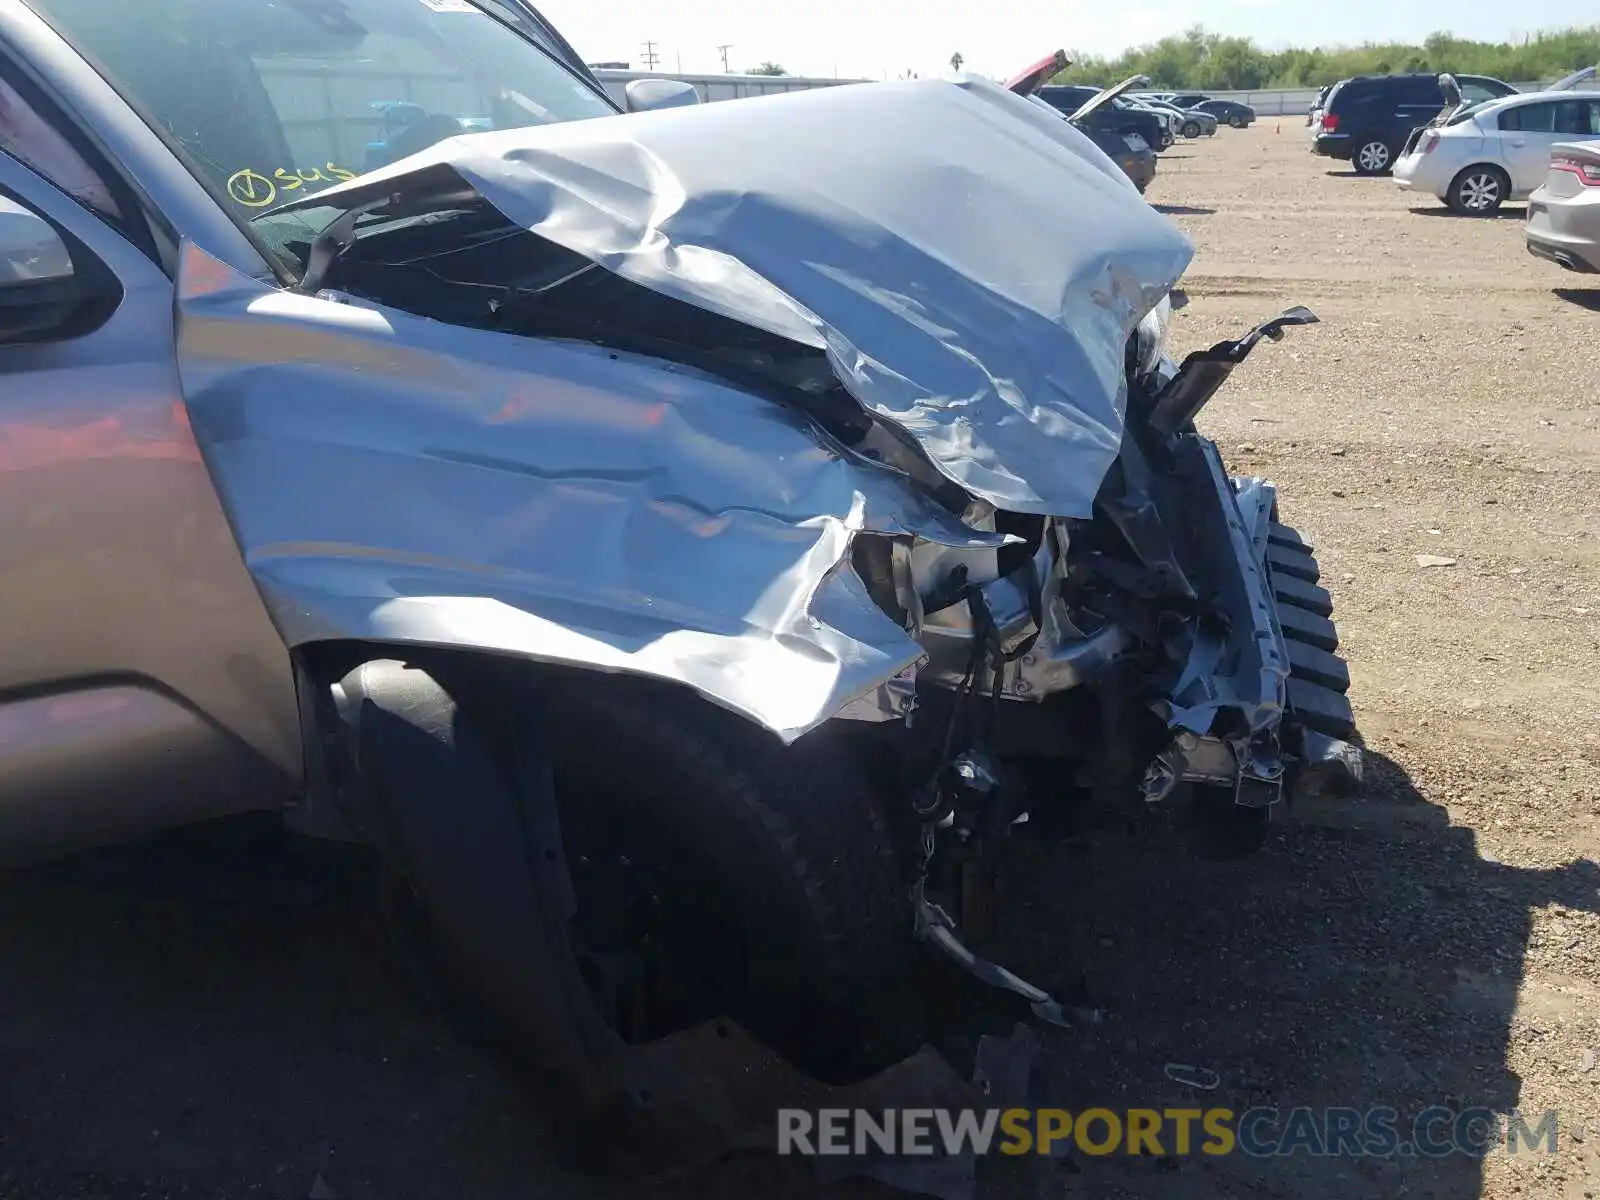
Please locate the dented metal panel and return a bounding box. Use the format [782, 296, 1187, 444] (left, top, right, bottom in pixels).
[175, 78, 1196, 741]
[273, 77, 1193, 516]
[175, 244, 1020, 741]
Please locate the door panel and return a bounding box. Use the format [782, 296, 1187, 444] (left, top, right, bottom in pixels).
[0, 151, 299, 854]
[1498, 102, 1570, 192]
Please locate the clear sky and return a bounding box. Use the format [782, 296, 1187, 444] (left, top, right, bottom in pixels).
[535, 0, 1598, 80]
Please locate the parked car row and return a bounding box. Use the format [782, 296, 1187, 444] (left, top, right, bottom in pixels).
[1308, 67, 1600, 276]
[1138, 97, 1219, 138]
[998, 66, 1254, 196]
[1038, 81, 1172, 150]
[1142, 92, 1258, 131]
[1038, 84, 1255, 147]
[1002, 59, 1156, 192]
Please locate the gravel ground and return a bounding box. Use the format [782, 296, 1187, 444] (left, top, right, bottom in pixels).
[1, 125, 1597, 1200]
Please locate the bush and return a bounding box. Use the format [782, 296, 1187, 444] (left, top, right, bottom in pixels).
[1052, 24, 1600, 91]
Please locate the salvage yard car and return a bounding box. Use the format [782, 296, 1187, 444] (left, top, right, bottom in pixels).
[0, 0, 1359, 1163]
[1071, 112, 1158, 193]
[1136, 95, 1219, 138]
[1007, 52, 1157, 192]
[1313, 72, 1519, 175]
[1526, 141, 1600, 272]
[1395, 74, 1600, 215]
[1195, 98, 1257, 128]
[1039, 81, 1174, 149]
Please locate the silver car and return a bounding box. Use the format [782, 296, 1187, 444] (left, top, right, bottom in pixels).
[1136, 96, 1220, 138]
[0, 0, 1357, 1165]
[1526, 141, 1600, 273]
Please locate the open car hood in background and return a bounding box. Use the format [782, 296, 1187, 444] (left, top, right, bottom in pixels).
[1004, 49, 1071, 96]
[1070, 74, 1151, 123]
[274, 77, 1192, 517]
[1427, 73, 1468, 125]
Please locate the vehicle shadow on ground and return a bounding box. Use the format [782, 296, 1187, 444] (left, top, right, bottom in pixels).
[1152, 204, 1217, 217]
[0, 818, 610, 1200]
[1324, 170, 1378, 179]
[0, 747, 1592, 1200]
[1409, 205, 1528, 221]
[1554, 287, 1600, 312]
[973, 746, 1598, 1198]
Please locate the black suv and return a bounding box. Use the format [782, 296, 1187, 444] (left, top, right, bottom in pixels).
[1038, 84, 1169, 151]
[1312, 73, 1518, 174]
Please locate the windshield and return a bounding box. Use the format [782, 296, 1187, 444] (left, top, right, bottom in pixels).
[30, 0, 616, 265]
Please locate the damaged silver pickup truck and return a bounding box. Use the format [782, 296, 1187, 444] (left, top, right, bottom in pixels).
[0, 0, 1360, 1165]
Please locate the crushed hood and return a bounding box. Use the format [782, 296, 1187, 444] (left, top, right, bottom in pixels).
[177, 78, 1193, 741]
[277, 76, 1192, 518]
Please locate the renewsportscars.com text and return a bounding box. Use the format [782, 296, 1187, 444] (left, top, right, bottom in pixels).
[777, 1107, 1563, 1158]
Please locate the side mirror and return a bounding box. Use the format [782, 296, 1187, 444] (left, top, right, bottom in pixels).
[624, 78, 701, 113]
[0, 197, 102, 344]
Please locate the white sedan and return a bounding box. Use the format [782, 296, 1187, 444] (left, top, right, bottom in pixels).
[1395, 91, 1600, 215]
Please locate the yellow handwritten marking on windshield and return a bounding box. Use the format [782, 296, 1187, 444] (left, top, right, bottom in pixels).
[226, 163, 358, 208]
[226, 169, 275, 207]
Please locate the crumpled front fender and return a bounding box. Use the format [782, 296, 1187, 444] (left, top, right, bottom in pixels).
[176, 244, 1010, 742]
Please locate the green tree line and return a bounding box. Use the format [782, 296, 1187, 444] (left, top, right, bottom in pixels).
[1051, 25, 1600, 90]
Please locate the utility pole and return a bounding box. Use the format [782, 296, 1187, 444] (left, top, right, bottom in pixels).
[640, 39, 660, 69]
[716, 43, 732, 73]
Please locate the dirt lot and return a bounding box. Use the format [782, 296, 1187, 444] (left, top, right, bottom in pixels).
[1, 125, 1597, 1200]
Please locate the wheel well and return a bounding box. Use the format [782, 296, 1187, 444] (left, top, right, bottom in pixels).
[1451, 163, 1509, 186]
[288, 641, 786, 843]
[1447, 163, 1511, 209]
[291, 641, 919, 1097]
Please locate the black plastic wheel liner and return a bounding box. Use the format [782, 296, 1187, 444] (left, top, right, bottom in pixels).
[327, 658, 760, 1171]
[330, 662, 614, 1083]
[326, 656, 966, 1176]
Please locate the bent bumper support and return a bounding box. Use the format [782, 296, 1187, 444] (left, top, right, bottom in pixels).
[1160, 440, 1290, 797]
[1148, 439, 1363, 808]
[913, 890, 1097, 1029]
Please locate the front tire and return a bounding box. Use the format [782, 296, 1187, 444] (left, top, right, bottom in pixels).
[1229, 113, 1247, 129]
[1447, 165, 1509, 215]
[540, 679, 915, 1081]
[1182, 120, 1201, 138]
[1353, 137, 1395, 175]
[335, 660, 917, 1172]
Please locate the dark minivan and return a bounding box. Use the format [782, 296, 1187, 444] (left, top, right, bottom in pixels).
[1312, 72, 1518, 174]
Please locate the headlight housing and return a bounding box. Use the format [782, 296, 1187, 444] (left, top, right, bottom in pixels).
[1133, 294, 1174, 380]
